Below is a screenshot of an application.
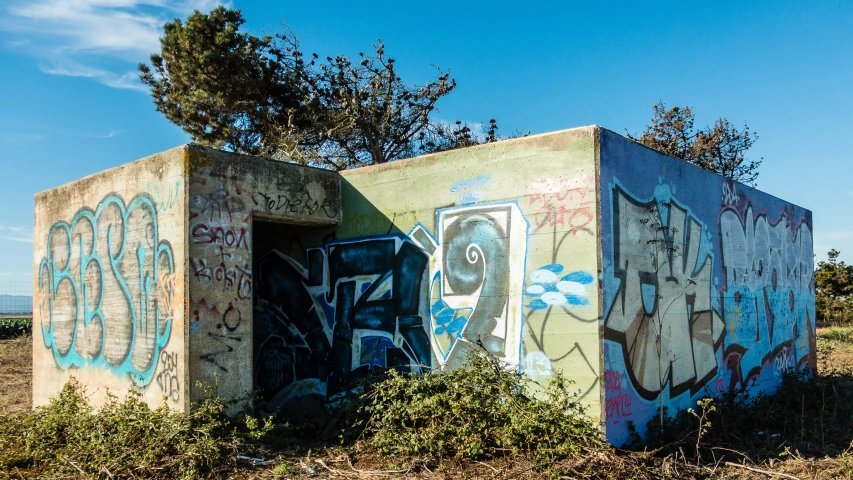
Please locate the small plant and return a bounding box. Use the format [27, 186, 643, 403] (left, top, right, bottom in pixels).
[687, 398, 715, 465]
[272, 458, 295, 478]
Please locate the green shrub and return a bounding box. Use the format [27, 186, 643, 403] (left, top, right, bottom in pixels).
[361, 351, 605, 461]
[820, 327, 853, 343]
[0, 379, 234, 479]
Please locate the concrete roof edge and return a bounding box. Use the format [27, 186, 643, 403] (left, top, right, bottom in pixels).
[34, 144, 191, 199]
[185, 144, 339, 175]
[340, 125, 600, 177]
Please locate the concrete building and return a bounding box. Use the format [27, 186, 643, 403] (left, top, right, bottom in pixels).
[33, 126, 815, 445]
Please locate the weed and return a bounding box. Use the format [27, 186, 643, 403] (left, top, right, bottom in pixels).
[4, 340, 853, 478]
[820, 327, 853, 343]
[687, 398, 715, 465]
[635, 369, 853, 470]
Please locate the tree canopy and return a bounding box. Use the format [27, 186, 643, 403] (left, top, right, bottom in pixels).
[628, 102, 762, 185]
[816, 249, 853, 326]
[139, 7, 497, 170]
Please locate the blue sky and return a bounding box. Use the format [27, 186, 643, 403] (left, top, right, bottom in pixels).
[1, 0, 851, 293]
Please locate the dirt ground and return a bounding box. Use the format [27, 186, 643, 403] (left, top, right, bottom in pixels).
[0, 335, 31, 413]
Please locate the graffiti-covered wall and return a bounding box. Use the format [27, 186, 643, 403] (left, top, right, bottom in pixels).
[33, 147, 188, 409]
[599, 129, 815, 445]
[33, 126, 814, 440]
[186, 148, 340, 407]
[251, 127, 604, 417]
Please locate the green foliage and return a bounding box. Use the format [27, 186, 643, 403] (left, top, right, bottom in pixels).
[0, 317, 31, 339]
[361, 351, 604, 461]
[627, 101, 762, 185]
[3, 352, 853, 478]
[817, 326, 853, 357]
[139, 8, 308, 160]
[0, 379, 233, 478]
[816, 249, 853, 327]
[139, 7, 502, 170]
[820, 327, 853, 343]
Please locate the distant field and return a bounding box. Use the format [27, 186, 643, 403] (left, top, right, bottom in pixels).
[0, 317, 32, 340]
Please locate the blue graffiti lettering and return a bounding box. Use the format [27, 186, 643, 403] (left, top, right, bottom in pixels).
[38, 193, 175, 387]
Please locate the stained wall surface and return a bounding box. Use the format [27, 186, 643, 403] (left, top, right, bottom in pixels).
[33, 146, 188, 410]
[186, 148, 341, 406]
[599, 129, 816, 445]
[251, 127, 604, 418]
[33, 126, 816, 443]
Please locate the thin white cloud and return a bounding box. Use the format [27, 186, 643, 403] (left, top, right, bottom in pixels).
[101, 71, 149, 92]
[2, 0, 229, 90]
[5, 39, 29, 48]
[39, 61, 148, 92]
[85, 127, 129, 139]
[0, 226, 33, 244]
[0, 272, 12, 276]
[0, 237, 32, 243]
[39, 62, 105, 78]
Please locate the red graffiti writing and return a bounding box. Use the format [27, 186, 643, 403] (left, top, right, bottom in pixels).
[191, 186, 246, 222]
[604, 369, 632, 424]
[605, 369, 621, 392]
[191, 224, 249, 250]
[529, 174, 596, 233]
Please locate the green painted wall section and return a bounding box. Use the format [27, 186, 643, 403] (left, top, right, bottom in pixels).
[251, 127, 603, 418]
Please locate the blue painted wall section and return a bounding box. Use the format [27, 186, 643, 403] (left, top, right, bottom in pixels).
[599, 130, 815, 446]
[37, 193, 176, 387]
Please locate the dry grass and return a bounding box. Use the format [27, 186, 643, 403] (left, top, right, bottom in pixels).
[0, 333, 31, 414]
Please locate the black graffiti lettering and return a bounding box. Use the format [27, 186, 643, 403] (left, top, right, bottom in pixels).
[254, 237, 429, 410]
[200, 332, 242, 373]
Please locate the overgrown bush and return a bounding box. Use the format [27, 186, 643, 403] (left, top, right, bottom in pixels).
[361, 351, 605, 461]
[0, 380, 234, 478]
[0, 317, 31, 339]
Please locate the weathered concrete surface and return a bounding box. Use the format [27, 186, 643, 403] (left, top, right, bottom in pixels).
[33, 146, 188, 410]
[252, 127, 604, 418]
[599, 129, 815, 445]
[32, 128, 815, 447]
[185, 147, 341, 407]
[33, 145, 341, 411]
